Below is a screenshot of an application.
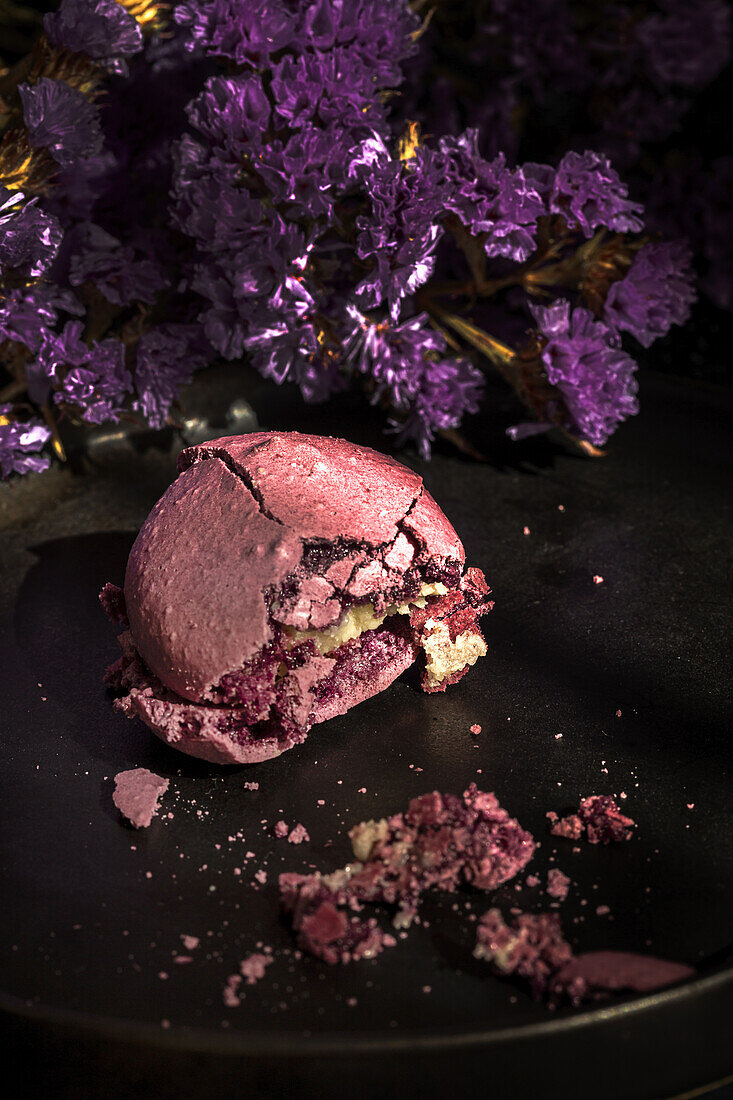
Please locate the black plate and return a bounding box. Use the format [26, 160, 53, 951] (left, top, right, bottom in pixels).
[1, 369, 732, 1100]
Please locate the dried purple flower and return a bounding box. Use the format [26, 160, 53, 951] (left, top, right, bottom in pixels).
[19, 78, 104, 169]
[440, 131, 545, 262]
[0, 187, 63, 280]
[174, 0, 296, 66]
[529, 299, 639, 446]
[604, 241, 696, 348]
[346, 307, 484, 457]
[0, 406, 51, 479]
[351, 138, 451, 319]
[0, 285, 81, 354]
[541, 151, 644, 238]
[68, 223, 167, 306]
[44, 0, 143, 73]
[133, 324, 210, 428]
[54, 335, 132, 423]
[28, 320, 91, 404]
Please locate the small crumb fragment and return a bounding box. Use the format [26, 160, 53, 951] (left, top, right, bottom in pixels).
[593, 575, 604, 585]
[223, 974, 242, 1007]
[240, 952, 273, 985]
[274, 820, 289, 838]
[243, 781, 259, 791]
[525, 874, 541, 888]
[470, 724, 482, 735]
[547, 868, 570, 901]
[254, 869, 267, 885]
[615, 709, 622, 717]
[288, 823, 310, 845]
[113, 769, 169, 829]
[547, 796, 635, 845]
[596, 905, 610, 916]
[180, 935, 199, 951]
[523, 526, 530, 536]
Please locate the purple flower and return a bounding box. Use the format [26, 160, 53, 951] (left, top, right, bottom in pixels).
[637, 0, 730, 89]
[541, 151, 644, 237]
[1, 187, 63, 279]
[68, 223, 167, 305]
[28, 320, 90, 404]
[44, 0, 143, 73]
[271, 49, 385, 132]
[604, 241, 696, 348]
[133, 325, 211, 428]
[346, 308, 483, 457]
[530, 299, 639, 445]
[174, 0, 296, 66]
[19, 78, 103, 169]
[440, 131, 545, 262]
[242, 272, 346, 403]
[54, 335, 132, 423]
[351, 138, 451, 319]
[0, 406, 51, 479]
[0, 285, 81, 354]
[299, 0, 419, 87]
[185, 75, 271, 152]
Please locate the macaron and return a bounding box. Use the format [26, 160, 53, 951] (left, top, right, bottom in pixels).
[102, 432, 492, 764]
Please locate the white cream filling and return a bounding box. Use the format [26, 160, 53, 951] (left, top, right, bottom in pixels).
[284, 581, 448, 655]
[421, 619, 487, 687]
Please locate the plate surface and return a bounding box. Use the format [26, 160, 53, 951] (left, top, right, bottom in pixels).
[1, 369, 731, 1099]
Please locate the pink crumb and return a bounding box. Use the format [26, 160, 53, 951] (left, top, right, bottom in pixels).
[525, 874, 541, 888]
[243, 781, 259, 791]
[287, 824, 310, 845]
[523, 526, 530, 536]
[180, 935, 199, 951]
[254, 869, 267, 885]
[470, 724, 482, 735]
[593, 575, 604, 585]
[358, 787, 367, 794]
[615, 709, 622, 717]
[687, 803, 695, 810]
[274, 821, 289, 838]
[240, 952, 273, 985]
[223, 974, 242, 1007]
[113, 769, 169, 829]
[596, 905, 611, 916]
[547, 868, 571, 901]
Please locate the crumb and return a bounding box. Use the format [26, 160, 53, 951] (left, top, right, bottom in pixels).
[615, 709, 622, 717]
[280, 786, 534, 964]
[274, 821, 289, 839]
[470, 724, 481, 735]
[523, 526, 530, 536]
[593, 575, 604, 585]
[525, 874, 541, 888]
[288, 824, 310, 845]
[243, 781, 259, 791]
[596, 905, 610, 916]
[557, 505, 565, 512]
[548, 796, 635, 845]
[180, 935, 200, 951]
[254, 869, 267, 885]
[358, 787, 367, 794]
[687, 803, 694, 810]
[240, 952, 273, 985]
[112, 769, 169, 829]
[547, 869, 570, 901]
[223, 974, 242, 1007]
[475, 910, 693, 1005]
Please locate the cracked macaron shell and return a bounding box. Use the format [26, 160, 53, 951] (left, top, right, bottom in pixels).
[124, 432, 466, 704]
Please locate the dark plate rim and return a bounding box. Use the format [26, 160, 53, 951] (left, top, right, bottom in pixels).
[2, 962, 732, 1058]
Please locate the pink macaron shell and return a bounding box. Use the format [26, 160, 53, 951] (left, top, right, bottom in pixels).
[113, 629, 416, 766]
[402, 486, 465, 564]
[178, 432, 426, 546]
[124, 457, 302, 702]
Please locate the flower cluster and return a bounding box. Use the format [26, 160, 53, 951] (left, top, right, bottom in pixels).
[0, 0, 699, 478]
